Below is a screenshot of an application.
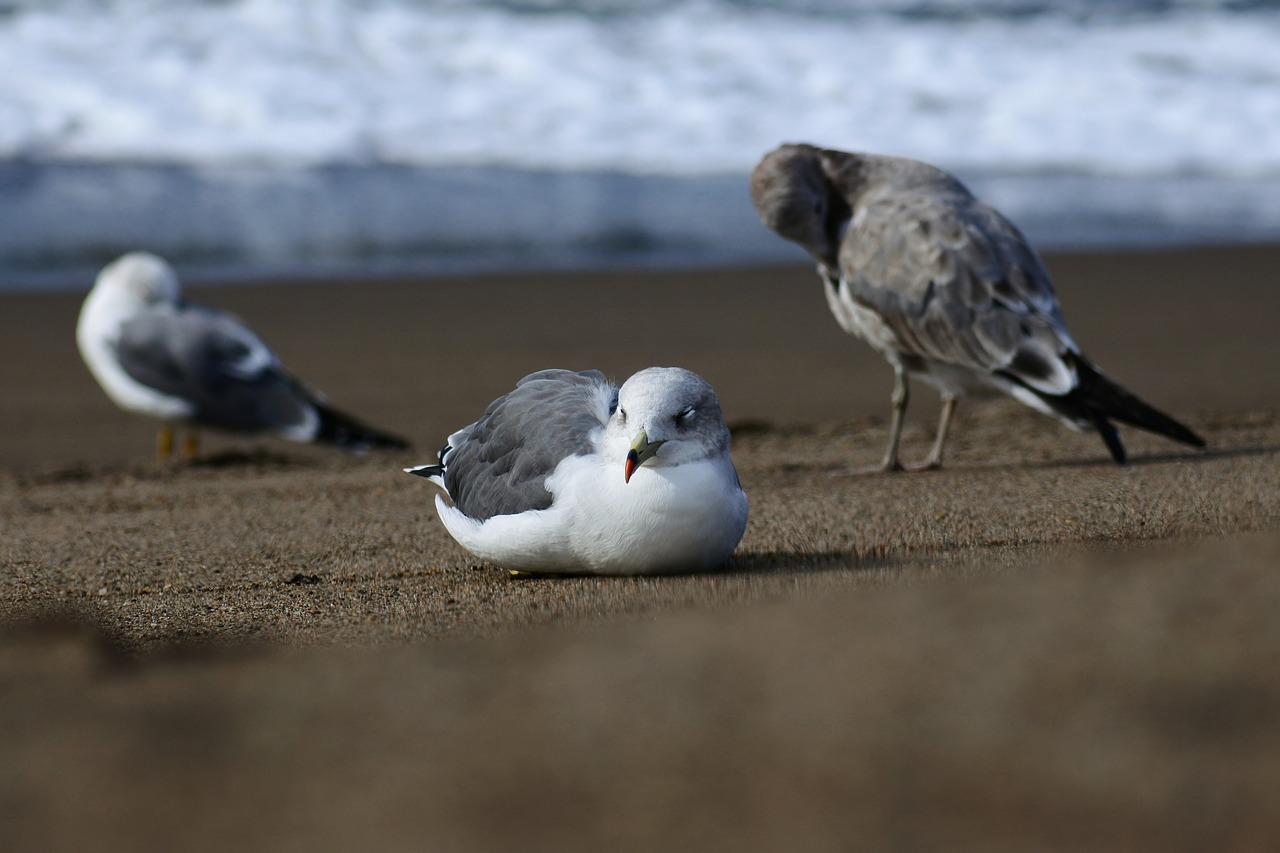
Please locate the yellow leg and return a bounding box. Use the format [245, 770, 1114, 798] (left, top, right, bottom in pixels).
[181, 430, 200, 460]
[157, 425, 174, 462]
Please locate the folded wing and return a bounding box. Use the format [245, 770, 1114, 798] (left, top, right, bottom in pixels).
[437, 369, 617, 521]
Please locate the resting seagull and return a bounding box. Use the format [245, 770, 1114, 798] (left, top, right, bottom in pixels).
[750, 143, 1205, 470]
[77, 251, 409, 459]
[405, 367, 748, 575]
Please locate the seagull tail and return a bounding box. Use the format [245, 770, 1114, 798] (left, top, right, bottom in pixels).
[313, 402, 410, 452]
[403, 442, 451, 487]
[1053, 355, 1205, 464]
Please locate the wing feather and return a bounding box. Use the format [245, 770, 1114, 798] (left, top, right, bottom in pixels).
[441, 369, 616, 521]
[114, 302, 316, 433]
[841, 183, 1077, 395]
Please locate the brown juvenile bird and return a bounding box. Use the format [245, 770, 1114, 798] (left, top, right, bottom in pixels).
[749, 143, 1204, 470]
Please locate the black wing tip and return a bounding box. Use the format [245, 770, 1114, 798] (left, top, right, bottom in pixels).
[1068, 356, 1207, 455]
[1163, 426, 1206, 450]
[1160, 419, 1207, 449]
[404, 464, 443, 478]
[1098, 416, 1209, 464]
[314, 404, 410, 452]
[1110, 403, 1206, 453]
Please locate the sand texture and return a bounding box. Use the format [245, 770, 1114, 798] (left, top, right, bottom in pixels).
[3, 246, 1280, 850]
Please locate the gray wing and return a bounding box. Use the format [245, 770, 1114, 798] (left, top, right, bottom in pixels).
[841, 182, 1079, 395]
[442, 369, 616, 521]
[113, 301, 317, 433]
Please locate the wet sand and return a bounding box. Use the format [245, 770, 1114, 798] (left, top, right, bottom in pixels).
[4, 245, 1280, 850]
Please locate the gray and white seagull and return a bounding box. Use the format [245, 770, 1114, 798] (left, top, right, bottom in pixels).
[750, 143, 1204, 470]
[406, 367, 748, 575]
[77, 251, 409, 459]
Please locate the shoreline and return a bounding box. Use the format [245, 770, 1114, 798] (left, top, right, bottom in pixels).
[5, 156, 1280, 290]
[6, 244, 1280, 471]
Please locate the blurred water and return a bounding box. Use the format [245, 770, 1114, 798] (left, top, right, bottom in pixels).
[2, 0, 1278, 288]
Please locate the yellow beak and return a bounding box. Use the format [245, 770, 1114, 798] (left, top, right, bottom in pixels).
[623, 429, 666, 483]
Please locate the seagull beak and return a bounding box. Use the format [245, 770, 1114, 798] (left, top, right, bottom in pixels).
[624, 429, 665, 483]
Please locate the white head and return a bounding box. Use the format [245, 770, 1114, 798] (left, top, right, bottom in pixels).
[603, 367, 731, 482]
[94, 251, 182, 305]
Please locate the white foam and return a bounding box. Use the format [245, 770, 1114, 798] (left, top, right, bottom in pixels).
[1, 0, 1278, 179]
[4, 0, 1280, 284]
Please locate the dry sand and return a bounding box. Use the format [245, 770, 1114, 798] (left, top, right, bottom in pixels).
[3, 245, 1280, 850]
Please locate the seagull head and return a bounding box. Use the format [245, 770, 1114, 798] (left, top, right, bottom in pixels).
[750, 143, 847, 270]
[95, 251, 182, 306]
[607, 367, 730, 484]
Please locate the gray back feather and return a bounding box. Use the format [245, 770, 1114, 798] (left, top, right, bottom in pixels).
[753, 144, 1075, 390]
[114, 301, 315, 432]
[442, 369, 615, 521]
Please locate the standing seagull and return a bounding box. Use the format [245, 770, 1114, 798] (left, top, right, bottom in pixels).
[405, 367, 748, 575]
[77, 251, 409, 459]
[749, 143, 1204, 470]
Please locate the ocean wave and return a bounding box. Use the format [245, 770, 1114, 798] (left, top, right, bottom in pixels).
[1, 0, 1277, 178]
[3, 0, 1279, 283]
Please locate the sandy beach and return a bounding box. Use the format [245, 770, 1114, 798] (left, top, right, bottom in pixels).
[4, 245, 1280, 850]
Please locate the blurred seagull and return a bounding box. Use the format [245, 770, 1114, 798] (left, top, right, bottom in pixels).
[406, 367, 748, 575]
[77, 251, 409, 460]
[750, 143, 1204, 470]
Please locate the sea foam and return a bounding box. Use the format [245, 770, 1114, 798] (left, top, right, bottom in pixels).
[2, 0, 1278, 284]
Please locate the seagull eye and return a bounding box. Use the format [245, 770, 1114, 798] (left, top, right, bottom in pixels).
[617, 407, 627, 424]
[674, 406, 695, 428]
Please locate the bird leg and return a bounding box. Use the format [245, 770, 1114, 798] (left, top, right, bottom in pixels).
[181, 430, 200, 460]
[880, 367, 910, 472]
[156, 425, 174, 462]
[837, 367, 909, 475]
[837, 372, 954, 475]
[904, 394, 956, 472]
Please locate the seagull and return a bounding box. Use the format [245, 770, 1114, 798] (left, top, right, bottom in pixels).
[749, 143, 1205, 470]
[405, 367, 748, 575]
[76, 251, 409, 460]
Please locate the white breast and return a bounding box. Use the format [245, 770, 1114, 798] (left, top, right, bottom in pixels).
[434, 452, 748, 575]
[75, 289, 194, 421]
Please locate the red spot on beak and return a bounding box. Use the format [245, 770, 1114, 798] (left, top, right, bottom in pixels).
[624, 449, 639, 483]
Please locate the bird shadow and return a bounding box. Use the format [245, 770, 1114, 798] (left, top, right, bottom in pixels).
[819, 441, 1276, 477]
[188, 448, 316, 470]
[12, 450, 318, 487]
[724, 548, 891, 576]
[503, 548, 890, 580]
[1008, 442, 1278, 472]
